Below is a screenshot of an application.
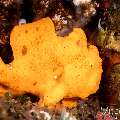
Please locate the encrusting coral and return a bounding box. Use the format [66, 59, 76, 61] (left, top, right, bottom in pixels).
[0, 17, 102, 107]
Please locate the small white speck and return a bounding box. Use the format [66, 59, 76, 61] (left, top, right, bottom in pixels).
[73, 0, 91, 6]
[62, 20, 68, 24]
[52, 14, 61, 21]
[40, 111, 51, 120]
[113, 3, 117, 9]
[67, 15, 72, 19]
[95, 2, 99, 8]
[98, 18, 102, 30]
[53, 75, 58, 80]
[90, 7, 96, 15]
[64, 112, 69, 118]
[19, 19, 26, 25]
[69, 116, 77, 120]
[60, 108, 77, 120]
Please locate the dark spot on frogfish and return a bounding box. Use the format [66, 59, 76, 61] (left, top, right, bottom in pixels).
[22, 45, 27, 55]
[25, 30, 28, 34]
[76, 40, 81, 46]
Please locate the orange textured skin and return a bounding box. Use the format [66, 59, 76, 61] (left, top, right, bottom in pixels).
[0, 17, 102, 106]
